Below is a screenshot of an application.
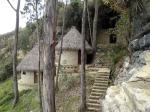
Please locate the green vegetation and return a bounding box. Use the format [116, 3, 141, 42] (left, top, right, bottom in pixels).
[109, 45, 127, 65]
[18, 24, 36, 53]
[107, 44, 128, 85]
[0, 74, 94, 112]
[0, 79, 39, 112]
[59, 73, 94, 90]
[58, 95, 79, 112]
[0, 57, 12, 81]
[0, 22, 37, 81]
[0, 44, 12, 82]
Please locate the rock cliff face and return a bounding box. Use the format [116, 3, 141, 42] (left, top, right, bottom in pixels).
[102, 50, 150, 112]
[102, 0, 150, 111]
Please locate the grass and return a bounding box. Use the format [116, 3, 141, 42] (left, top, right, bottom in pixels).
[0, 74, 94, 112]
[0, 79, 39, 112]
[61, 96, 79, 112]
[56, 87, 80, 112]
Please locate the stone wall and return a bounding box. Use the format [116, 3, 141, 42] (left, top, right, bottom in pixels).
[97, 30, 126, 46]
[61, 50, 78, 65]
[97, 30, 110, 45]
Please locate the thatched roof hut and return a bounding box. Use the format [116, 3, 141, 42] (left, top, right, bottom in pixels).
[56, 27, 92, 51]
[17, 44, 43, 71]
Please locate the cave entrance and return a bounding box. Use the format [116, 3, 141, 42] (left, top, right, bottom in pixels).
[99, 5, 120, 30]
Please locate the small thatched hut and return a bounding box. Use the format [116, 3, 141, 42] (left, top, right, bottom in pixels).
[17, 44, 43, 90]
[56, 27, 92, 65]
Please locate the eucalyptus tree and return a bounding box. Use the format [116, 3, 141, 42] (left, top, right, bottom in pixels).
[55, 0, 67, 91]
[22, 0, 43, 110]
[92, 0, 100, 54]
[22, 0, 43, 23]
[43, 0, 57, 111]
[80, 0, 87, 111]
[6, 0, 21, 106]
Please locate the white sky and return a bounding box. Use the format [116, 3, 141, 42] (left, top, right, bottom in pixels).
[0, 0, 68, 35]
[0, 0, 27, 35]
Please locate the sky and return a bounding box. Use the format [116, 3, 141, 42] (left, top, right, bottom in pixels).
[0, 0, 27, 35]
[0, 0, 68, 35]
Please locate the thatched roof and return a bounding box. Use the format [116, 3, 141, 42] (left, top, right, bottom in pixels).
[17, 45, 44, 71]
[56, 27, 92, 51]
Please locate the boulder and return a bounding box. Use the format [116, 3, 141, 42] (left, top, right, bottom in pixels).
[130, 33, 150, 51]
[103, 50, 150, 112]
[129, 39, 139, 51]
[139, 34, 150, 49]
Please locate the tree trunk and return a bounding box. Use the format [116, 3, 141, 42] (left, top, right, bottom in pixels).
[35, 0, 43, 111]
[55, 1, 67, 91]
[80, 0, 87, 111]
[92, 0, 99, 54]
[87, 5, 92, 44]
[43, 0, 56, 111]
[13, 0, 20, 106]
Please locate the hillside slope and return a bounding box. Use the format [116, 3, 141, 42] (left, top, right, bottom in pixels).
[0, 74, 94, 112]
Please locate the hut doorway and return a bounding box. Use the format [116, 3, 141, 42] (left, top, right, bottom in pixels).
[78, 50, 81, 64]
[109, 34, 117, 43]
[34, 72, 38, 83]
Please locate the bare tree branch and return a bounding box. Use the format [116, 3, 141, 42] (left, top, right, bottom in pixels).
[7, 0, 17, 12]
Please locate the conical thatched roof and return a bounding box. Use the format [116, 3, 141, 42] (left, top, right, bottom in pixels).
[17, 45, 44, 71]
[56, 27, 92, 51]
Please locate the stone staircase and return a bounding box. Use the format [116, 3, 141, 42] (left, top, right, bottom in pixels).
[86, 69, 110, 112]
[86, 45, 111, 112]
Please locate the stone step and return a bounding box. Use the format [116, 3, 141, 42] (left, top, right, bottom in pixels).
[96, 72, 110, 75]
[94, 82, 108, 86]
[95, 77, 108, 81]
[88, 99, 99, 103]
[96, 75, 109, 78]
[95, 80, 108, 83]
[87, 107, 101, 112]
[89, 95, 101, 99]
[97, 70, 110, 73]
[98, 72, 110, 74]
[101, 64, 111, 66]
[92, 89, 106, 93]
[101, 66, 110, 68]
[91, 92, 103, 96]
[93, 85, 107, 90]
[87, 102, 100, 108]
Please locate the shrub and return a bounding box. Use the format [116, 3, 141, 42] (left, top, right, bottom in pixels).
[0, 56, 13, 81]
[108, 44, 128, 84]
[59, 74, 78, 90]
[109, 44, 127, 65]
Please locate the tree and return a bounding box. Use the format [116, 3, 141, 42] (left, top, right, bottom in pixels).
[22, 0, 43, 24]
[92, 0, 99, 54]
[43, 0, 56, 111]
[22, 1, 43, 110]
[80, 0, 87, 111]
[35, 0, 43, 111]
[7, 0, 21, 106]
[64, 1, 83, 31]
[55, 0, 67, 91]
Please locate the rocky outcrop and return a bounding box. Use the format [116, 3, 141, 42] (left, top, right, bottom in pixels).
[130, 34, 150, 51]
[102, 0, 150, 111]
[102, 50, 150, 112]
